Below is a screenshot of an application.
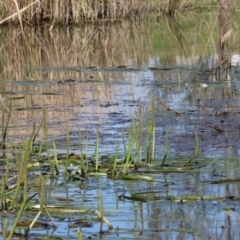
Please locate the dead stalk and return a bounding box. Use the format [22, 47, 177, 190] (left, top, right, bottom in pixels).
[1, 0, 207, 24]
[0, 0, 39, 25]
[12, 0, 23, 30]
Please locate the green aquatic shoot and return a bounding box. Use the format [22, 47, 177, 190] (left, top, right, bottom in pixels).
[85, 131, 89, 160]
[184, 131, 199, 166]
[178, 69, 181, 85]
[113, 142, 118, 175]
[38, 174, 45, 212]
[31, 115, 44, 150]
[1, 100, 12, 148]
[195, 131, 199, 156]
[12, 148, 22, 201]
[123, 127, 138, 174]
[78, 130, 87, 175]
[66, 122, 70, 173]
[1, 110, 4, 147]
[3, 219, 8, 240]
[127, 123, 133, 158]
[43, 106, 48, 140]
[22, 139, 31, 201]
[122, 127, 127, 159]
[5, 155, 9, 183]
[52, 135, 59, 175]
[147, 119, 153, 163]
[77, 230, 83, 240]
[7, 198, 27, 240]
[0, 176, 6, 210]
[133, 117, 138, 141]
[138, 106, 143, 163]
[161, 132, 169, 166]
[151, 124, 156, 160]
[95, 127, 99, 171]
[37, 138, 43, 160]
[29, 124, 36, 154]
[27, 175, 55, 233]
[78, 130, 84, 174]
[128, 120, 132, 146]
[7, 144, 34, 240]
[151, 97, 156, 161]
[43, 106, 50, 161]
[13, 139, 30, 202]
[145, 110, 150, 162]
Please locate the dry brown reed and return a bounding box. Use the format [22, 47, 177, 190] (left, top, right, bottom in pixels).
[1, 0, 216, 24]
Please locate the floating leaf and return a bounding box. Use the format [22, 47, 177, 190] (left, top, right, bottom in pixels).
[212, 178, 240, 184]
[108, 174, 155, 181]
[17, 220, 42, 228]
[41, 92, 61, 95]
[27, 205, 88, 213]
[148, 67, 171, 71]
[8, 96, 25, 100]
[57, 197, 73, 202]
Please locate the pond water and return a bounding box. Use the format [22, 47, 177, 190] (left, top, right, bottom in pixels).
[1, 7, 240, 240]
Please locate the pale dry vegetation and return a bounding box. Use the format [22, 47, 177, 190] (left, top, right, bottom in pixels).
[0, 0, 218, 25]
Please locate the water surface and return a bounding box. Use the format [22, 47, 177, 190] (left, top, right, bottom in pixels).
[1, 9, 240, 239]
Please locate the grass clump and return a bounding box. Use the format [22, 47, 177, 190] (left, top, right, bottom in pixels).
[0, 95, 215, 238]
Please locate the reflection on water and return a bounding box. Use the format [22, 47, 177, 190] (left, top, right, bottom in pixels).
[1, 10, 240, 239]
[26, 167, 240, 239]
[0, 21, 153, 148]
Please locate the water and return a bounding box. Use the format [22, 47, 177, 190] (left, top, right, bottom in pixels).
[1, 9, 240, 240]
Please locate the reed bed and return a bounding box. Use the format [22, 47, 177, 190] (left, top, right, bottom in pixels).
[0, 0, 219, 24]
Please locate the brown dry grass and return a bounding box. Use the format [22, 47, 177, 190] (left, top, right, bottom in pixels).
[0, 0, 218, 25]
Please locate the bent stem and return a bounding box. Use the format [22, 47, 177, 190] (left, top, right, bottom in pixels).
[184, 132, 199, 166]
[1, 100, 12, 149]
[95, 127, 99, 171]
[161, 132, 169, 167]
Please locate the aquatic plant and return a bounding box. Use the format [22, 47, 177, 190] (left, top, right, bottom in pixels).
[0, 94, 220, 239]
